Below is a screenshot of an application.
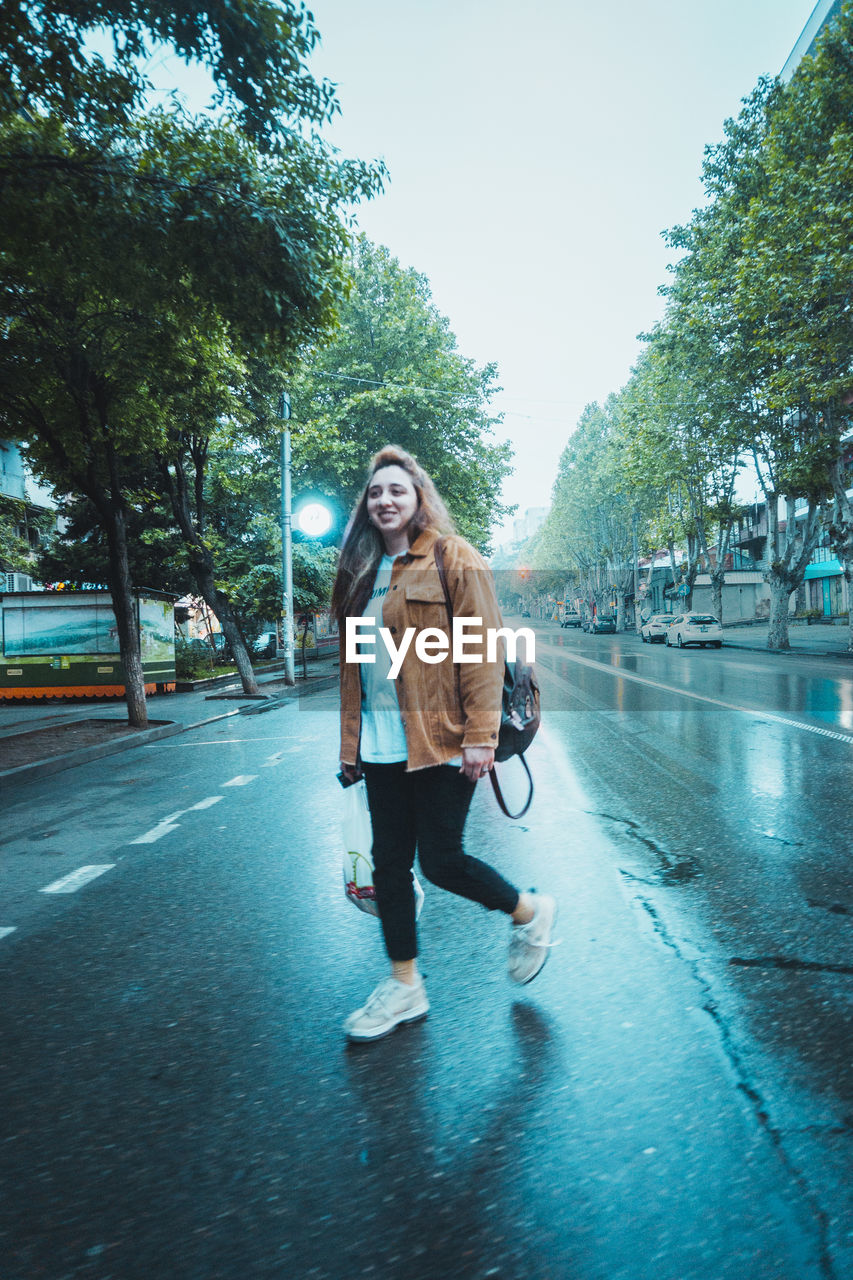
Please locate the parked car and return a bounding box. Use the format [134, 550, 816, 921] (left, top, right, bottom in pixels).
[641, 613, 675, 643]
[588, 614, 616, 634]
[665, 613, 723, 649]
[252, 630, 278, 659]
[561, 611, 582, 628]
[521, 610, 531, 618]
[209, 632, 234, 660]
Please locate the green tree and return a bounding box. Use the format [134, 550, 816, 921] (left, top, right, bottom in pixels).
[34, 491, 186, 593]
[735, 3, 853, 648]
[0, 494, 55, 576]
[230, 544, 336, 629]
[287, 238, 513, 552]
[661, 77, 832, 648]
[0, 109, 380, 723]
[622, 327, 746, 623]
[537, 399, 650, 629]
[0, 0, 338, 144]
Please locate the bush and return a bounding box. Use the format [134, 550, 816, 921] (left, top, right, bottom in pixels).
[175, 637, 214, 680]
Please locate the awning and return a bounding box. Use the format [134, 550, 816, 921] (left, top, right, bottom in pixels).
[804, 559, 842, 580]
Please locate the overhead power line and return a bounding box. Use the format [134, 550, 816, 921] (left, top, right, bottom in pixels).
[304, 368, 778, 427]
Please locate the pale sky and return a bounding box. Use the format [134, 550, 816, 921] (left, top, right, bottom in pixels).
[150, 1, 820, 543]
[304, 0, 819, 541]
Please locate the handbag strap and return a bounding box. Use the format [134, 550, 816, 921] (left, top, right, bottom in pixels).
[489, 755, 534, 819]
[433, 536, 452, 619]
[434, 538, 461, 701]
[435, 538, 534, 820]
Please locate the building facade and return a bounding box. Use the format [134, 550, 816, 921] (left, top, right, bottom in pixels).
[0, 440, 58, 589]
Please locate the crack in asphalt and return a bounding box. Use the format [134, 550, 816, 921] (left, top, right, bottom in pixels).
[754, 829, 805, 848]
[631, 893, 836, 1279]
[730, 956, 853, 976]
[795, 1125, 853, 1136]
[593, 811, 703, 885]
[807, 899, 850, 917]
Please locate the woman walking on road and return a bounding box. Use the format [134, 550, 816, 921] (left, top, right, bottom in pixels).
[332, 445, 556, 1042]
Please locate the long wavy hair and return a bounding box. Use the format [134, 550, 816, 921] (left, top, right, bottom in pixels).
[331, 445, 456, 623]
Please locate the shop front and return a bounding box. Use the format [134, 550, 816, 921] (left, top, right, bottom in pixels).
[0, 589, 176, 699]
[804, 559, 847, 617]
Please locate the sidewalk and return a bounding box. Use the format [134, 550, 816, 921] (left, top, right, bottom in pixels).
[0, 656, 339, 785]
[721, 619, 852, 658]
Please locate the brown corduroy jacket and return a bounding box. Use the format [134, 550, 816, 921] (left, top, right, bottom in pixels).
[339, 528, 506, 772]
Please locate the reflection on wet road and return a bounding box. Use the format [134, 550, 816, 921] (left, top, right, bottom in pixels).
[2, 628, 852, 1279]
[546, 628, 853, 730]
[534, 622, 853, 1276]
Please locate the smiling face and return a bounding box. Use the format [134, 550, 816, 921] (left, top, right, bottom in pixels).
[366, 464, 419, 549]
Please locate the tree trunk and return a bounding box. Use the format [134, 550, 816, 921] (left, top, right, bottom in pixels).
[695, 511, 734, 629]
[710, 571, 724, 626]
[103, 504, 149, 727]
[666, 538, 678, 612]
[843, 564, 853, 654]
[766, 575, 792, 650]
[761, 492, 823, 653]
[25, 400, 150, 724]
[160, 454, 259, 696]
[828, 452, 853, 654]
[190, 556, 260, 694]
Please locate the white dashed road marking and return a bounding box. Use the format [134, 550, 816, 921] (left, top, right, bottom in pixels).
[223, 775, 257, 787]
[40, 866, 115, 894]
[0, 927, 17, 941]
[131, 822, 181, 845]
[129, 793, 225, 844]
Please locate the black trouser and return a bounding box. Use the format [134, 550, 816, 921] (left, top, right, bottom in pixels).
[362, 762, 520, 962]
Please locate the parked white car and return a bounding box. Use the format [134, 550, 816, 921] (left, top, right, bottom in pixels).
[665, 613, 723, 649]
[640, 613, 675, 643]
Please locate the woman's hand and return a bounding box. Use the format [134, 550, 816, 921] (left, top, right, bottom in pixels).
[460, 746, 495, 782]
[340, 762, 362, 784]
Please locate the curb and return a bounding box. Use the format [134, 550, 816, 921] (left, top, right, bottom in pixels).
[0, 719, 186, 785]
[239, 673, 338, 714]
[722, 641, 853, 659]
[174, 663, 286, 693]
[0, 671, 339, 785]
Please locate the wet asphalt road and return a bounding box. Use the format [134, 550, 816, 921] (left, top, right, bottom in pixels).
[1, 622, 852, 1280]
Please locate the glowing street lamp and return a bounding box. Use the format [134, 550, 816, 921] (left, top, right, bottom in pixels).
[296, 502, 332, 538]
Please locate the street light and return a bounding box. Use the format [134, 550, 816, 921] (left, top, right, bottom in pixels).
[279, 391, 295, 686]
[293, 498, 334, 680]
[296, 502, 333, 538]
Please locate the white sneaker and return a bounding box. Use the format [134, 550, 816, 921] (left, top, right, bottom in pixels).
[344, 975, 429, 1041]
[508, 894, 557, 984]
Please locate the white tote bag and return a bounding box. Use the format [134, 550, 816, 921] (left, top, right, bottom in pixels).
[341, 779, 424, 918]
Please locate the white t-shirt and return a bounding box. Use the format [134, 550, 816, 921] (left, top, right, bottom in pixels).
[359, 555, 408, 764]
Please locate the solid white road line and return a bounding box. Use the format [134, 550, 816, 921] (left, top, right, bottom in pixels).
[0, 927, 17, 941]
[540, 641, 853, 746]
[223, 775, 257, 787]
[177, 736, 294, 747]
[40, 866, 115, 894]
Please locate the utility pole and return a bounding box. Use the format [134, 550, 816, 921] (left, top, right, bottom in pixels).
[632, 510, 640, 635]
[279, 391, 295, 685]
